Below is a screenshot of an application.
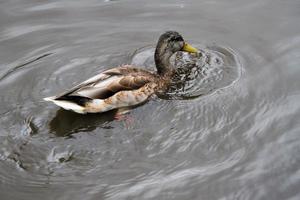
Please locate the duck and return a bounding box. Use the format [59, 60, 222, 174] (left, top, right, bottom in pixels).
[44, 31, 199, 114]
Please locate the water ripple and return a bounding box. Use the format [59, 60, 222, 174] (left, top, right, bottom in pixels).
[131, 44, 241, 99]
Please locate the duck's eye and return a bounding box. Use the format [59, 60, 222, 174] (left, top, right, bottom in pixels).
[172, 36, 183, 42]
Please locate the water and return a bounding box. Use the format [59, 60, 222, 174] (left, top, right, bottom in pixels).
[0, 0, 300, 199]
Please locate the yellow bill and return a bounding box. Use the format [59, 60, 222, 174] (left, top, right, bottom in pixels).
[182, 43, 199, 53]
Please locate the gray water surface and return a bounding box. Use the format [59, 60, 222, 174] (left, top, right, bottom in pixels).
[0, 0, 300, 200]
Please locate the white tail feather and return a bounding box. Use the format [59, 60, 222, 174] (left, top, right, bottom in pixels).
[43, 97, 86, 114]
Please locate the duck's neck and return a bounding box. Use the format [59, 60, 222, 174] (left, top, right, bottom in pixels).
[155, 47, 174, 76]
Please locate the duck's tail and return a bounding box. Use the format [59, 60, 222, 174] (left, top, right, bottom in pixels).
[43, 96, 86, 114]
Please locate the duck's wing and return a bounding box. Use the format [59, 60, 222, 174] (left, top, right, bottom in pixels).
[44, 66, 156, 113]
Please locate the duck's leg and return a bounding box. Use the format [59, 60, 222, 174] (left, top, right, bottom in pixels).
[114, 108, 135, 129]
[114, 107, 132, 120]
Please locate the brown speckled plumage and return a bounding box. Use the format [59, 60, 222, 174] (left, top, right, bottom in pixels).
[44, 31, 198, 114]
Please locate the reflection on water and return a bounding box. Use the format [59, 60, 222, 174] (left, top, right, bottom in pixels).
[0, 0, 300, 200]
[49, 109, 116, 137]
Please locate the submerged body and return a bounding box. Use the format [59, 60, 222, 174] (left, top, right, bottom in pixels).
[44, 31, 198, 114]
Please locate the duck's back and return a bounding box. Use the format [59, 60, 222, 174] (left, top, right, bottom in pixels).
[44, 65, 158, 114]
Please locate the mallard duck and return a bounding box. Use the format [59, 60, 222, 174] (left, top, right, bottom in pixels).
[44, 31, 198, 114]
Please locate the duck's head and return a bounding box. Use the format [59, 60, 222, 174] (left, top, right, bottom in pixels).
[155, 31, 198, 75]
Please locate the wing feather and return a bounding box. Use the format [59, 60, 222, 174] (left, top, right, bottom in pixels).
[54, 66, 155, 102]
